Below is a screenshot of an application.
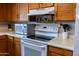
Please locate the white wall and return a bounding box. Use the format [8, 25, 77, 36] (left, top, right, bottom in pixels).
[74, 3, 79, 56]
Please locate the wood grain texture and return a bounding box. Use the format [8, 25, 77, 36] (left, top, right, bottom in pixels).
[48, 45, 73, 56]
[11, 3, 19, 22]
[0, 35, 9, 56]
[6, 4, 12, 22]
[11, 3, 28, 22]
[19, 3, 29, 21]
[55, 3, 76, 21]
[7, 36, 14, 56]
[14, 37, 21, 56]
[0, 4, 6, 22]
[28, 3, 40, 10]
[48, 51, 61, 56]
[40, 3, 54, 8]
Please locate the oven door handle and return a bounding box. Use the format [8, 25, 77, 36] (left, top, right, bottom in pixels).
[21, 40, 46, 49]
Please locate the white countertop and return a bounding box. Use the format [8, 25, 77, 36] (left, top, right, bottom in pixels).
[48, 35, 74, 51]
[0, 32, 24, 38]
[0, 32, 74, 51]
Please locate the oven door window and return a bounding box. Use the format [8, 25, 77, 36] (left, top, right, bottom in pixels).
[21, 43, 41, 56]
[21, 39, 47, 56]
[24, 47, 41, 56]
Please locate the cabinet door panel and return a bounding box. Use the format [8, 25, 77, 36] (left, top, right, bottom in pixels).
[0, 4, 6, 22]
[40, 3, 54, 8]
[29, 3, 40, 10]
[14, 37, 21, 56]
[14, 43, 21, 56]
[7, 36, 14, 56]
[7, 36, 21, 56]
[19, 3, 28, 21]
[0, 35, 8, 55]
[11, 3, 28, 22]
[48, 52, 61, 56]
[6, 4, 12, 22]
[55, 3, 76, 21]
[48, 46, 73, 56]
[57, 3, 76, 11]
[57, 11, 75, 21]
[11, 4, 19, 22]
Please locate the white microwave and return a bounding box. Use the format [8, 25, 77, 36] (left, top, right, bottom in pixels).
[15, 24, 27, 35]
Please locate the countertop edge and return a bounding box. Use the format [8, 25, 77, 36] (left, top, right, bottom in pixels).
[0, 32, 73, 51]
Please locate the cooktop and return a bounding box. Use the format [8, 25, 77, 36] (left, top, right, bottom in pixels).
[27, 35, 54, 42]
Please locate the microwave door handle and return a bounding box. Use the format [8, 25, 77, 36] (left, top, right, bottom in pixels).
[21, 40, 46, 48]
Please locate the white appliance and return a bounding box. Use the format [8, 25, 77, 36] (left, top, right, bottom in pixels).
[35, 24, 58, 38]
[21, 23, 58, 56]
[21, 38, 47, 56]
[15, 24, 27, 35]
[27, 7, 54, 16]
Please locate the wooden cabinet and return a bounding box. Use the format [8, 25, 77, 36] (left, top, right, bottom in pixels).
[0, 35, 21, 56]
[28, 3, 54, 10]
[6, 4, 19, 22]
[48, 45, 73, 56]
[0, 4, 6, 22]
[7, 36, 21, 56]
[29, 3, 40, 10]
[0, 35, 9, 56]
[14, 37, 21, 56]
[7, 3, 28, 22]
[11, 4, 20, 22]
[6, 4, 12, 22]
[7, 36, 14, 56]
[19, 3, 28, 21]
[0, 3, 77, 22]
[40, 3, 54, 8]
[55, 3, 76, 21]
[0, 3, 29, 22]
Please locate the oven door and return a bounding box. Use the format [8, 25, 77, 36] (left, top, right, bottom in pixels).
[21, 40, 47, 56]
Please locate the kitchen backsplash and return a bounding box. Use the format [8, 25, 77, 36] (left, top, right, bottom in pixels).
[57, 22, 75, 35]
[0, 22, 75, 34]
[0, 23, 8, 32]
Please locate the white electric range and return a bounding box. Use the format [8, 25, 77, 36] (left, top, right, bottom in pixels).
[21, 23, 58, 56]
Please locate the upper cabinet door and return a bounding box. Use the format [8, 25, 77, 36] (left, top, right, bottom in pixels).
[11, 4, 20, 22]
[40, 3, 54, 8]
[55, 3, 76, 21]
[7, 3, 28, 22]
[0, 4, 6, 22]
[57, 3, 76, 11]
[29, 3, 40, 10]
[6, 4, 12, 22]
[19, 3, 28, 21]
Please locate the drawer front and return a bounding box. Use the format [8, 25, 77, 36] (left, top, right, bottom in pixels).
[48, 46, 73, 56]
[48, 51, 61, 56]
[40, 3, 54, 8]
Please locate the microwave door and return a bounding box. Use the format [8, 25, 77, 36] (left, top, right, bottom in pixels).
[15, 24, 24, 35]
